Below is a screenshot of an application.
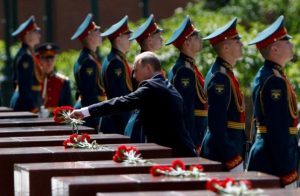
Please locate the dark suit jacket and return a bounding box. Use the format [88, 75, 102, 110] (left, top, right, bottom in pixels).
[88, 74, 197, 157]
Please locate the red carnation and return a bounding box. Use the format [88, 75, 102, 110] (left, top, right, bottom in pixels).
[53, 106, 74, 123]
[206, 178, 220, 192]
[127, 146, 138, 153]
[63, 138, 71, 148]
[171, 159, 186, 170]
[69, 134, 78, 143]
[189, 164, 204, 172]
[113, 154, 123, 163]
[81, 133, 91, 143]
[117, 145, 128, 155]
[222, 177, 236, 187]
[150, 165, 163, 176]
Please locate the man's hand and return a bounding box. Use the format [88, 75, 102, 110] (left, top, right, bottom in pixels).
[70, 110, 84, 120]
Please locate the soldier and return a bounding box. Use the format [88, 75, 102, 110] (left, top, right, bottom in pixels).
[247, 15, 298, 187]
[71, 13, 107, 131]
[166, 16, 207, 154]
[125, 14, 163, 142]
[100, 16, 133, 134]
[10, 16, 43, 112]
[70, 52, 197, 157]
[200, 18, 246, 171]
[35, 43, 72, 117]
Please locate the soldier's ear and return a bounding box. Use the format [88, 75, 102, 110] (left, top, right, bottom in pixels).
[270, 44, 278, 53]
[222, 42, 230, 52]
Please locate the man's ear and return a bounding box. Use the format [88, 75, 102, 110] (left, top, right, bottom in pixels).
[222, 42, 230, 52]
[270, 44, 278, 53]
[146, 63, 153, 72]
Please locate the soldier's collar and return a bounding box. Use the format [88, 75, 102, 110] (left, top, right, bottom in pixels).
[179, 52, 195, 65]
[22, 42, 30, 49]
[83, 47, 100, 61]
[112, 47, 126, 59]
[265, 60, 284, 73]
[217, 57, 233, 71]
[83, 47, 92, 54]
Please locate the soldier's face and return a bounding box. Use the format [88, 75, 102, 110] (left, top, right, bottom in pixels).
[148, 32, 163, 51]
[227, 38, 243, 59]
[187, 33, 202, 52]
[40, 56, 56, 74]
[27, 30, 41, 46]
[273, 40, 294, 62]
[89, 30, 102, 46]
[118, 33, 131, 53]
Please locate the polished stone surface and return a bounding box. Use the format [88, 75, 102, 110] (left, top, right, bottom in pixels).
[0, 118, 55, 127]
[96, 189, 300, 196]
[0, 133, 130, 147]
[0, 125, 95, 137]
[15, 157, 221, 196]
[51, 172, 280, 196]
[0, 143, 171, 196]
[0, 111, 38, 119]
[0, 106, 13, 112]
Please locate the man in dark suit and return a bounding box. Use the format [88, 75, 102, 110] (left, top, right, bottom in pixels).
[71, 52, 197, 157]
[125, 14, 163, 143]
[247, 15, 298, 187]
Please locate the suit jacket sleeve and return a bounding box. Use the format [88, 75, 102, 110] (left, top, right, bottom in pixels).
[88, 83, 149, 117]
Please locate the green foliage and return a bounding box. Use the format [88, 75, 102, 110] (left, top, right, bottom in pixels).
[0, 40, 5, 77]
[3, 0, 300, 101]
[55, 50, 78, 91]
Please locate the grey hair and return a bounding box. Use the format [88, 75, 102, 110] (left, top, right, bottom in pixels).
[134, 51, 161, 71]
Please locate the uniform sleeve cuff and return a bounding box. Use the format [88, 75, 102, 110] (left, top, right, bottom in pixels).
[81, 107, 91, 118]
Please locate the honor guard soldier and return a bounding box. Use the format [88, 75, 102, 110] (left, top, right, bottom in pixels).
[125, 14, 163, 142]
[166, 16, 206, 154]
[247, 16, 298, 187]
[201, 18, 246, 171]
[71, 52, 197, 157]
[71, 14, 108, 131]
[10, 16, 43, 113]
[100, 16, 133, 134]
[35, 43, 72, 117]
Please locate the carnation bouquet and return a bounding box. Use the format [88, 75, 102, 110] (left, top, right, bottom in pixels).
[54, 106, 108, 150]
[150, 159, 205, 178]
[206, 178, 265, 195]
[53, 106, 85, 134]
[63, 133, 103, 149]
[113, 144, 149, 164]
